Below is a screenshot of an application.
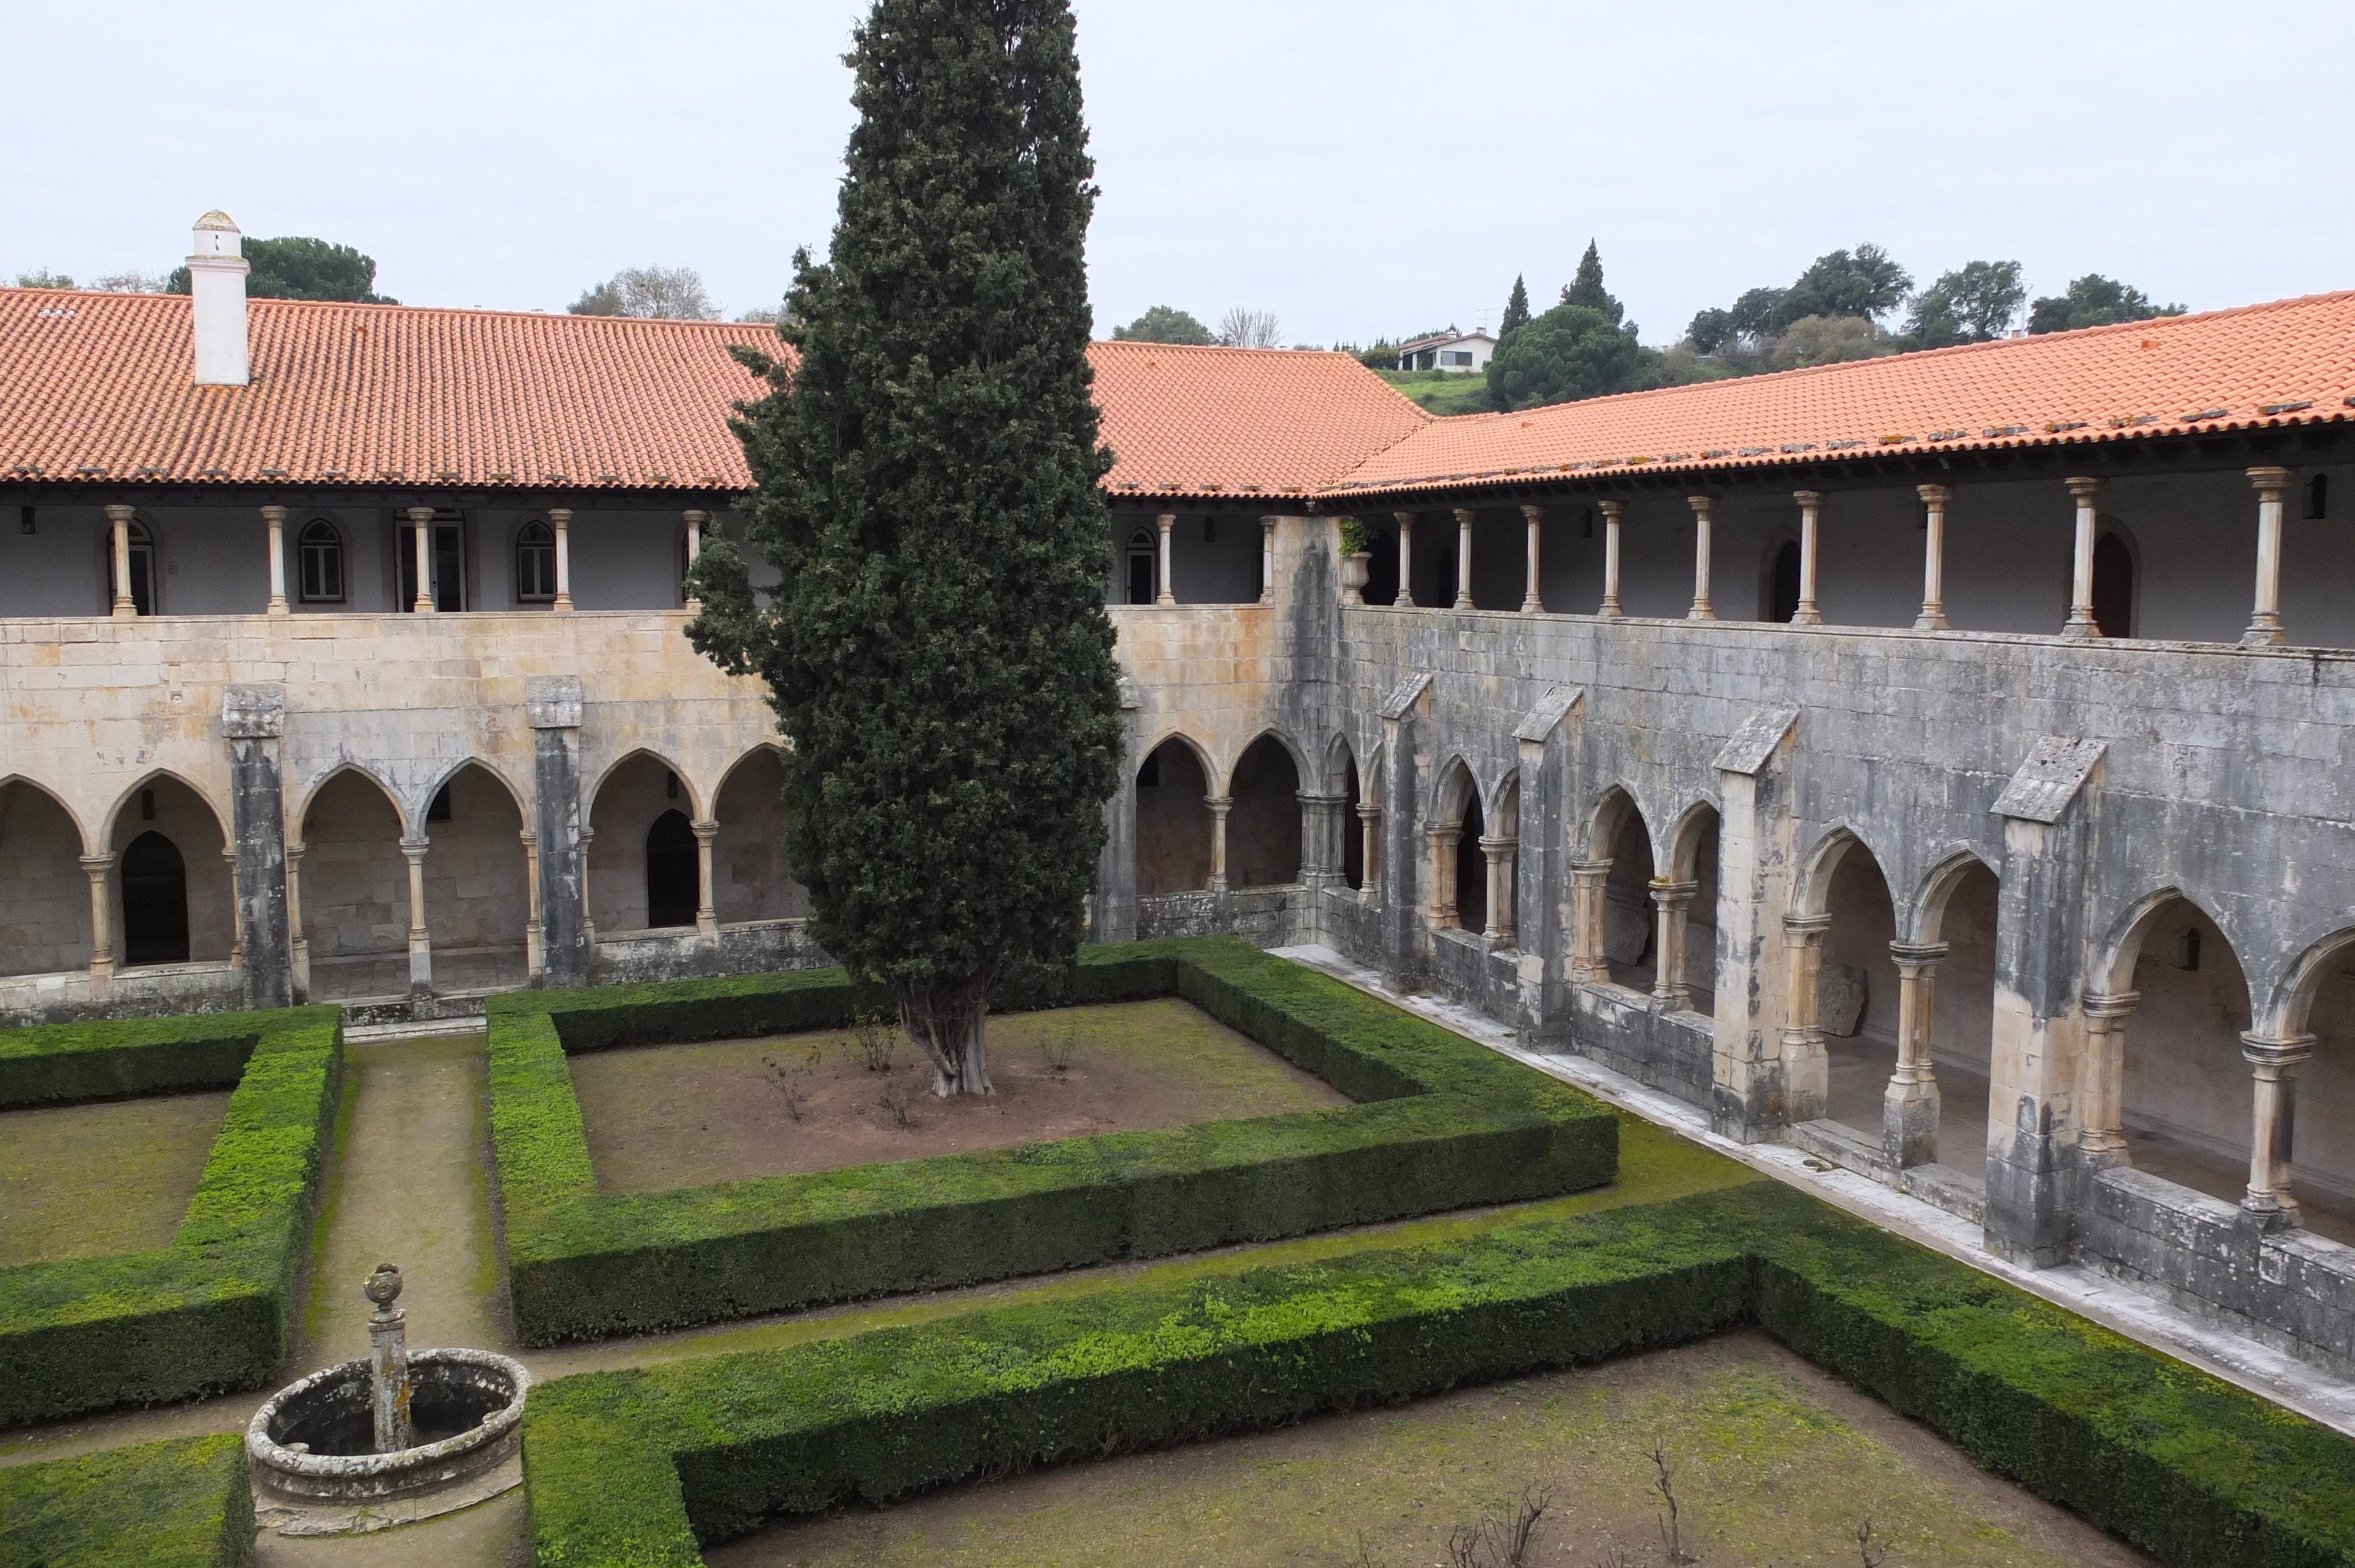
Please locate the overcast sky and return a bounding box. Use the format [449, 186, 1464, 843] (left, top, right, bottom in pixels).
[11, 1, 2349, 346]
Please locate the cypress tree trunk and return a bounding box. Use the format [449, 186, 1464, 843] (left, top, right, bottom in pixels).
[684, 0, 1122, 1095]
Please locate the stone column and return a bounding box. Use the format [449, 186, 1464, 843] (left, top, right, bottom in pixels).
[1206, 794, 1232, 894]
[579, 828, 596, 951]
[1883, 941, 1948, 1168]
[1519, 504, 1544, 614]
[1155, 513, 1176, 605]
[1791, 490, 1824, 624]
[222, 685, 292, 1009]
[1913, 484, 1951, 631]
[1093, 683, 1143, 945]
[528, 676, 589, 986]
[1377, 672, 1434, 987]
[401, 841, 432, 996]
[1685, 496, 1715, 620]
[1480, 836, 1517, 945]
[1778, 915, 1832, 1123]
[286, 842, 311, 1001]
[2243, 466, 2292, 647]
[1427, 825, 1462, 928]
[550, 506, 575, 613]
[82, 854, 116, 982]
[107, 504, 137, 617]
[1297, 790, 1346, 891]
[2241, 1032, 2315, 1224]
[1567, 859, 1611, 983]
[1356, 803, 1382, 903]
[2062, 476, 2102, 637]
[520, 829, 543, 978]
[682, 510, 706, 611]
[1392, 512, 1415, 607]
[1451, 509, 1475, 610]
[2077, 989, 2138, 1165]
[1598, 500, 1624, 617]
[1649, 878, 1699, 1008]
[1259, 515, 1276, 604]
[263, 504, 290, 615]
[692, 819, 721, 938]
[406, 506, 436, 612]
[223, 849, 244, 969]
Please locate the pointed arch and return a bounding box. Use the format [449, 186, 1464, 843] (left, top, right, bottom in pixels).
[1664, 798, 1720, 883]
[2092, 885, 2244, 1007]
[291, 760, 406, 841]
[416, 756, 530, 826]
[2265, 921, 2355, 1040]
[1227, 732, 1303, 888]
[0, 773, 90, 856]
[1911, 847, 2001, 946]
[1490, 770, 1521, 840]
[1585, 783, 1648, 862]
[1321, 730, 1359, 798]
[1790, 824, 1893, 923]
[1219, 727, 1310, 798]
[715, 740, 787, 802]
[1136, 729, 1216, 789]
[0, 776, 97, 977]
[712, 743, 807, 923]
[588, 747, 702, 822]
[104, 771, 231, 968]
[1433, 756, 1480, 828]
[98, 768, 229, 853]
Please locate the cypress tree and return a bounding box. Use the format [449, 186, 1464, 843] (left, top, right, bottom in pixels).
[1498, 274, 1531, 341]
[1560, 240, 1624, 325]
[685, 0, 1123, 1095]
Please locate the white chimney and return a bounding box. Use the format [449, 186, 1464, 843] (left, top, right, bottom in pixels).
[188, 210, 250, 386]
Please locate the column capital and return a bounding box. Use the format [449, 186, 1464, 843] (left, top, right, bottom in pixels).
[1570, 857, 1613, 877]
[1476, 833, 1517, 855]
[406, 504, 437, 524]
[547, 505, 573, 523]
[1888, 939, 1950, 969]
[1783, 912, 1832, 939]
[1392, 510, 1415, 526]
[1156, 511, 1175, 529]
[682, 507, 708, 525]
[1914, 483, 1952, 506]
[1518, 503, 1544, 523]
[1685, 494, 1714, 517]
[400, 840, 430, 863]
[2241, 1031, 2315, 1071]
[2082, 989, 2140, 1019]
[1451, 507, 1476, 525]
[2245, 465, 2294, 495]
[691, 819, 719, 841]
[1427, 823, 1462, 845]
[1355, 802, 1382, 822]
[1203, 794, 1233, 813]
[1648, 877, 1699, 903]
[79, 853, 115, 873]
[1792, 489, 1824, 507]
[259, 503, 288, 523]
[1597, 498, 1624, 519]
[516, 829, 536, 848]
[2064, 474, 2104, 500]
[1295, 790, 1346, 807]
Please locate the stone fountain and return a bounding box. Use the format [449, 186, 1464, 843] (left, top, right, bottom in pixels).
[246, 1264, 532, 1535]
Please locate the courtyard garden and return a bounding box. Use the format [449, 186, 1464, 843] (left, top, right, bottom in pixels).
[4, 937, 2355, 1568]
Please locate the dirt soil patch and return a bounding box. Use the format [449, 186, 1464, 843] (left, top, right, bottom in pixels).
[569, 998, 1352, 1193]
[0, 1091, 231, 1267]
[706, 1329, 2153, 1568]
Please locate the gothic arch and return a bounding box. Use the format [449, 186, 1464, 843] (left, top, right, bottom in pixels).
[1790, 823, 1898, 922]
[1664, 798, 1720, 883]
[0, 773, 91, 856]
[98, 768, 228, 852]
[2092, 885, 2248, 1011]
[1910, 847, 2001, 946]
[417, 756, 530, 826]
[1219, 727, 1311, 798]
[1584, 783, 1651, 861]
[588, 748, 702, 822]
[2264, 919, 2355, 1039]
[291, 760, 407, 842]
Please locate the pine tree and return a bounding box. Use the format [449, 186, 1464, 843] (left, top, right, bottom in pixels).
[685, 0, 1123, 1095]
[1498, 274, 1531, 341]
[1559, 240, 1624, 325]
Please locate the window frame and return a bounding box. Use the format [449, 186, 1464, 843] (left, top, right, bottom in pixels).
[296, 518, 346, 604]
[515, 518, 558, 604]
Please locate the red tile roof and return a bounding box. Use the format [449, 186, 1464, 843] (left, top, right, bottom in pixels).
[1, 285, 2347, 503]
[1332, 293, 2355, 496]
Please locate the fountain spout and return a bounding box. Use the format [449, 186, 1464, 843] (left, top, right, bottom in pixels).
[364, 1263, 414, 1454]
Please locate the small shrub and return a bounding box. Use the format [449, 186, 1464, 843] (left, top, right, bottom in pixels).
[1040, 1017, 1080, 1075]
[880, 1080, 917, 1130]
[850, 1012, 897, 1073]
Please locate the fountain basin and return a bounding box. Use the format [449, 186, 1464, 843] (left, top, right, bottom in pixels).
[247, 1347, 529, 1524]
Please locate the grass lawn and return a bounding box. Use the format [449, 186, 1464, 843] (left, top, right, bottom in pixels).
[565, 998, 1352, 1192]
[0, 1091, 231, 1267]
[706, 1328, 2152, 1568]
[1377, 368, 1491, 415]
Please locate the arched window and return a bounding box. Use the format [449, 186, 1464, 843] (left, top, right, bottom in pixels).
[644, 809, 700, 928]
[2092, 531, 2134, 639]
[515, 520, 557, 603]
[297, 520, 344, 603]
[2308, 474, 2330, 521]
[1768, 539, 1802, 623]
[1125, 528, 1156, 604]
[121, 830, 189, 965]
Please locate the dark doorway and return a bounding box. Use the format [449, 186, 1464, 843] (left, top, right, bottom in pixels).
[1126, 534, 1156, 604]
[1362, 523, 1399, 607]
[1455, 795, 1487, 935]
[1769, 539, 1802, 623]
[397, 518, 467, 611]
[2093, 532, 2133, 639]
[1341, 758, 1364, 891]
[121, 830, 190, 965]
[645, 809, 699, 928]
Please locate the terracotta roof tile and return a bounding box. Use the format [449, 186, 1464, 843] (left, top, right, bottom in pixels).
[1331, 293, 2355, 496]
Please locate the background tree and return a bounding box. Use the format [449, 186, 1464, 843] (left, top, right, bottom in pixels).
[1769, 244, 1910, 330]
[1485, 301, 1641, 410]
[1216, 306, 1282, 348]
[1559, 241, 1626, 325]
[683, 0, 1122, 1097]
[93, 269, 167, 293]
[1769, 314, 1896, 369]
[1110, 304, 1213, 344]
[568, 264, 719, 320]
[168, 236, 396, 303]
[1905, 259, 2025, 346]
[1498, 274, 1531, 343]
[13, 269, 74, 289]
[2028, 274, 2187, 334]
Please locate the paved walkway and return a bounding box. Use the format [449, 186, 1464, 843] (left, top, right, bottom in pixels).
[1271, 943, 2355, 1438]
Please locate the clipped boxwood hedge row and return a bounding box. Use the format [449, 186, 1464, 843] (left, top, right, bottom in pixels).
[489, 937, 1618, 1345]
[522, 1180, 2355, 1568]
[0, 1006, 343, 1426]
[0, 1434, 253, 1568]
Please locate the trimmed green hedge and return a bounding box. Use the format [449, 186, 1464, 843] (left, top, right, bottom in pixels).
[0, 1434, 253, 1568]
[0, 1011, 266, 1109]
[490, 938, 1618, 1344]
[0, 1006, 343, 1426]
[522, 1180, 2355, 1568]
